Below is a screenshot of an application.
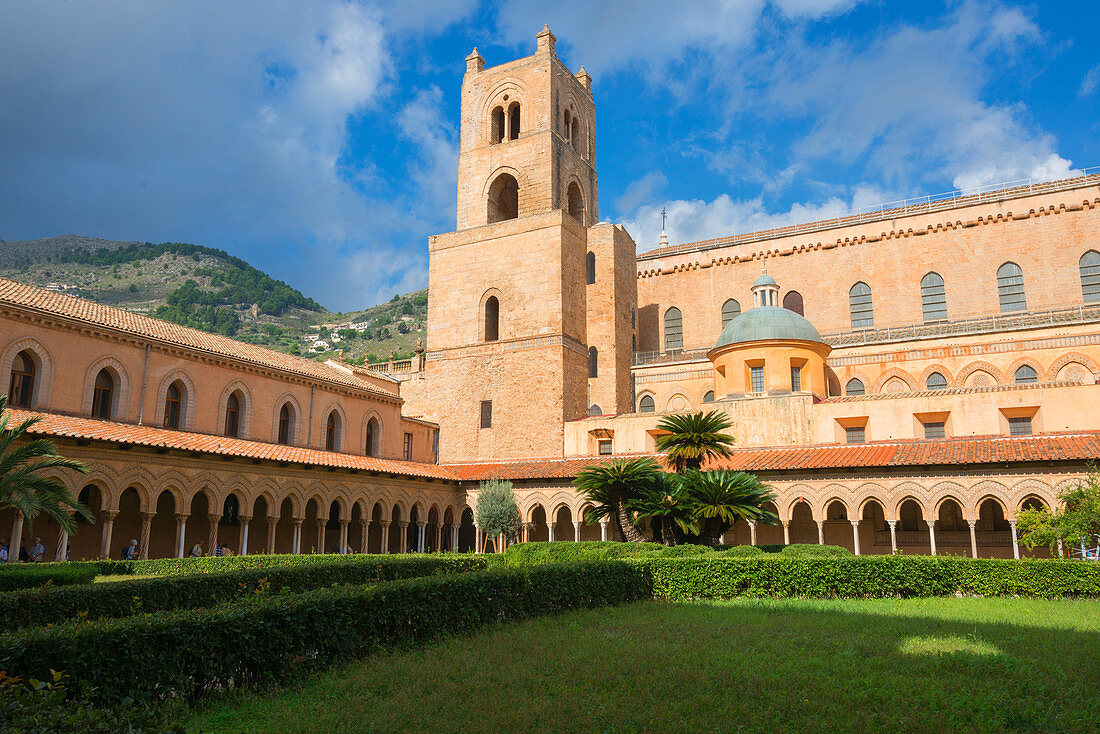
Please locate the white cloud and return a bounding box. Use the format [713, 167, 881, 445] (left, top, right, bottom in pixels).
[397, 86, 460, 224]
[1080, 65, 1100, 98]
[614, 172, 668, 216]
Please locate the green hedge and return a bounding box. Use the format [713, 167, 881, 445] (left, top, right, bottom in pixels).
[0, 555, 488, 629]
[502, 541, 666, 564]
[0, 565, 98, 592]
[640, 555, 1100, 600]
[0, 562, 650, 704]
[779, 544, 852, 558]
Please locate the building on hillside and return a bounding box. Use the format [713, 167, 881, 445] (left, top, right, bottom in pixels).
[2, 27, 1099, 561]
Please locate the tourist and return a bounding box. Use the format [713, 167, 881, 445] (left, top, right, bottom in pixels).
[121, 539, 138, 560]
[0, 538, 8, 562]
[220, 543, 233, 556]
[189, 542, 203, 558]
[18, 541, 28, 563]
[30, 537, 46, 562]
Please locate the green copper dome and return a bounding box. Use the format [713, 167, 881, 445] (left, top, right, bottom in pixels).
[715, 306, 824, 348]
[753, 273, 778, 288]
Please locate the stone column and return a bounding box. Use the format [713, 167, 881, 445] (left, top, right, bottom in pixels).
[851, 520, 861, 556]
[99, 510, 118, 560]
[54, 525, 69, 562]
[398, 521, 409, 553]
[927, 520, 937, 556]
[207, 514, 221, 557]
[339, 520, 349, 554]
[600, 520, 608, 541]
[573, 520, 582, 542]
[379, 520, 391, 553]
[315, 520, 326, 554]
[175, 513, 188, 558]
[888, 520, 897, 554]
[522, 523, 530, 543]
[472, 524, 481, 553]
[749, 521, 757, 546]
[782, 522, 790, 546]
[450, 525, 459, 552]
[434, 524, 442, 552]
[968, 520, 978, 559]
[417, 521, 426, 553]
[816, 521, 825, 545]
[266, 517, 277, 554]
[547, 521, 556, 542]
[238, 515, 251, 556]
[1009, 520, 1020, 559]
[138, 512, 155, 560]
[9, 511, 24, 562]
[292, 519, 303, 555]
[360, 520, 370, 554]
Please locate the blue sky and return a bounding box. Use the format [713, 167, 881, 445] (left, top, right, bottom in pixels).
[1, 1, 1096, 312]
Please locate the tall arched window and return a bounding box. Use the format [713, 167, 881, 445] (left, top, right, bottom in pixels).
[566, 182, 583, 222]
[484, 296, 499, 342]
[487, 173, 519, 223]
[325, 411, 340, 451]
[8, 350, 35, 408]
[571, 118, 579, 150]
[588, 347, 598, 378]
[849, 282, 874, 329]
[845, 378, 865, 396]
[507, 102, 520, 140]
[278, 403, 293, 445]
[782, 291, 804, 316]
[490, 106, 505, 145]
[585, 251, 596, 285]
[703, 390, 715, 403]
[664, 307, 683, 351]
[997, 262, 1026, 312]
[365, 417, 380, 456]
[163, 380, 183, 429]
[721, 299, 741, 328]
[563, 109, 572, 141]
[921, 272, 947, 322]
[926, 372, 948, 390]
[638, 395, 655, 413]
[224, 391, 242, 437]
[92, 369, 114, 419]
[1014, 365, 1038, 384]
[1080, 250, 1100, 303]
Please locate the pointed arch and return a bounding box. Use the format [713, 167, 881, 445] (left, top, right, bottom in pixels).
[2, 337, 54, 409]
[82, 356, 131, 420]
[154, 370, 197, 431]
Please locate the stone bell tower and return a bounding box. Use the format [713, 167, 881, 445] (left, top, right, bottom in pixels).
[422, 27, 636, 462]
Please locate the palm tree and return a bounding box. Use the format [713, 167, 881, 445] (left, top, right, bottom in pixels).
[628, 472, 696, 546]
[655, 411, 737, 473]
[1, 395, 91, 536]
[574, 457, 659, 543]
[679, 470, 778, 546]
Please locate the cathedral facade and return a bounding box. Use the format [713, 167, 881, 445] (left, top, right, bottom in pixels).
[3, 28, 1099, 560]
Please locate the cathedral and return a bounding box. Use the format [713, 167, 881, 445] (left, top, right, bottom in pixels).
[3, 27, 1099, 560]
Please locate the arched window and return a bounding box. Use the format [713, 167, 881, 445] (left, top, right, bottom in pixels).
[638, 395, 655, 413]
[224, 391, 242, 437]
[325, 411, 340, 451]
[365, 417, 380, 456]
[484, 296, 499, 342]
[8, 350, 34, 408]
[1081, 250, 1100, 303]
[921, 272, 947, 323]
[585, 251, 596, 285]
[703, 390, 715, 403]
[588, 404, 602, 416]
[664, 307, 683, 351]
[487, 173, 519, 223]
[571, 119, 580, 150]
[92, 369, 114, 419]
[563, 109, 572, 141]
[721, 299, 741, 328]
[566, 182, 583, 222]
[1014, 365, 1038, 384]
[845, 378, 865, 396]
[490, 106, 505, 145]
[507, 102, 520, 140]
[278, 403, 293, 445]
[588, 346, 598, 378]
[849, 282, 874, 329]
[926, 372, 948, 390]
[163, 381, 183, 429]
[782, 291, 804, 316]
[997, 262, 1026, 312]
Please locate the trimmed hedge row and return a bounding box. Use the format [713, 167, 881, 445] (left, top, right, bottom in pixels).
[502, 541, 667, 564]
[0, 555, 489, 629]
[0, 562, 650, 704]
[0, 565, 98, 592]
[640, 555, 1100, 600]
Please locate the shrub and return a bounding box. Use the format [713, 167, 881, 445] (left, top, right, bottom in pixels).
[717, 545, 766, 557]
[0, 555, 488, 629]
[779, 544, 851, 558]
[502, 541, 664, 565]
[0, 562, 651, 704]
[0, 565, 97, 592]
[654, 545, 715, 557]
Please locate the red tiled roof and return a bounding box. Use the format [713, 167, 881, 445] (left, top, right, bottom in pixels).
[0, 278, 395, 397]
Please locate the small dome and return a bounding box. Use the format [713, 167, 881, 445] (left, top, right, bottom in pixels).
[753, 274, 778, 288]
[715, 306, 824, 348]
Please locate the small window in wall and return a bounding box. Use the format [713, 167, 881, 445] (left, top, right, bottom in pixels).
[849, 282, 874, 329]
[432, 429, 439, 463]
[8, 350, 35, 408]
[921, 272, 947, 323]
[1014, 365, 1038, 384]
[924, 421, 946, 439]
[997, 262, 1026, 313]
[664, 307, 683, 351]
[325, 411, 340, 451]
[92, 369, 114, 420]
[490, 106, 505, 145]
[567, 182, 584, 222]
[164, 381, 183, 429]
[588, 347, 598, 378]
[484, 296, 499, 342]
[1008, 416, 1032, 436]
[278, 403, 293, 445]
[507, 102, 520, 140]
[926, 372, 948, 390]
[403, 432, 413, 460]
[790, 365, 802, 392]
[480, 400, 492, 428]
[721, 299, 741, 328]
[703, 390, 715, 403]
[224, 391, 242, 437]
[750, 366, 765, 394]
[1081, 250, 1100, 302]
[782, 291, 804, 316]
[845, 425, 866, 444]
[597, 439, 612, 456]
[845, 378, 865, 396]
[589, 404, 603, 416]
[364, 417, 379, 456]
[487, 173, 519, 223]
[585, 251, 596, 284]
[638, 395, 655, 413]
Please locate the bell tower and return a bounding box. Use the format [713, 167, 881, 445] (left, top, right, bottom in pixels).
[422, 27, 634, 462]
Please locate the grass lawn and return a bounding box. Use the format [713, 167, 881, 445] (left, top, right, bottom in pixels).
[187, 597, 1100, 734]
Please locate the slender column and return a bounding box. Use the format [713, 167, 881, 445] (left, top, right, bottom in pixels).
[851, 520, 861, 556]
[238, 515, 251, 556]
[472, 524, 481, 553]
[450, 525, 459, 552]
[417, 521, 426, 553]
[927, 520, 937, 556]
[600, 520, 608, 541]
[968, 520, 978, 559]
[548, 521, 556, 542]
[339, 519, 349, 554]
[175, 513, 188, 558]
[888, 521, 897, 554]
[522, 522, 530, 543]
[315, 520, 326, 554]
[749, 521, 757, 546]
[434, 524, 442, 552]
[782, 521, 790, 545]
[138, 512, 155, 560]
[360, 520, 370, 554]
[54, 526, 69, 562]
[99, 510, 118, 560]
[573, 520, 582, 542]
[380, 520, 391, 553]
[206, 514, 221, 557]
[1009, 520, 1020, 559]
[1057, 538, 1064, 558]
[816, 521, 825, 545]
[9, 511, 24, 562]
[265, 517, 277, 554]
[398, 521, 409, 553]
[292, 519, 303, 555]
